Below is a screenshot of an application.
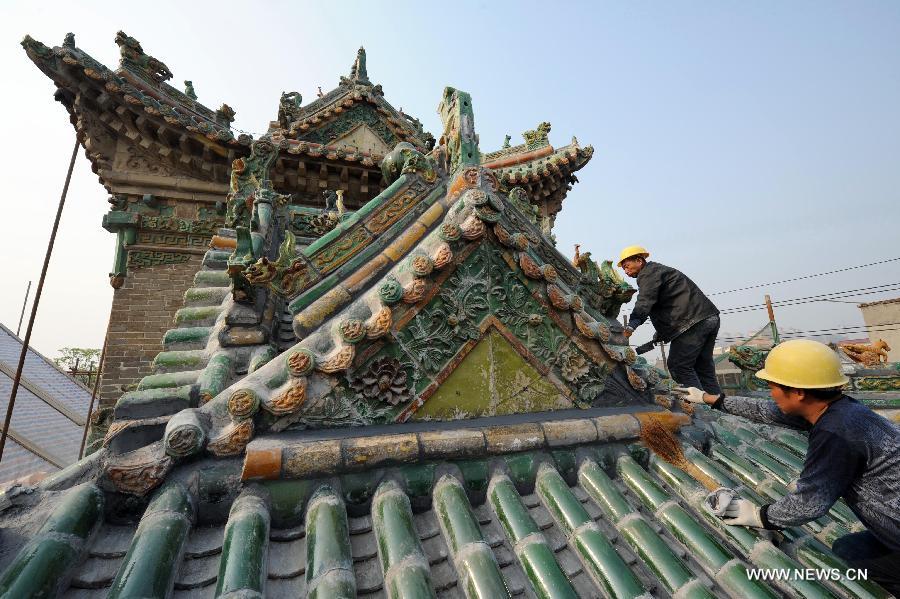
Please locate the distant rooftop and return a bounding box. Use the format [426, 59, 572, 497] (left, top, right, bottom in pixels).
[859, 296, 900, 308]
[0, 323, 91, 484]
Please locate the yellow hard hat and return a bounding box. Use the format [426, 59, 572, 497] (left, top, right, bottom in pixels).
[618, 245, 650, 267]
[756, 339, 849, 389]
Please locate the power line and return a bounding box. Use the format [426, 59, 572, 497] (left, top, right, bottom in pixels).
[779, 327, 900, 341]
[718, 322, 892, 341]
[719, 328, 900, 344]
[720, 292, 900, 316]
[708, 257, 900, 296]
[716, 326, 868, 343]
[719, 284, 900, 314]
[720, 283, 900, 312]
[716, 321, 900, 343]
[719, 283, 900, 313]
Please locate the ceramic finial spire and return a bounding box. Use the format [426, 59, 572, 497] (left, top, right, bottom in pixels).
[350, 46, 369, 83]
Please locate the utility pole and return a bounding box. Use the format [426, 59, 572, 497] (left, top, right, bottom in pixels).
[0, 140, 79, 462]
[765, 294, 780, 344]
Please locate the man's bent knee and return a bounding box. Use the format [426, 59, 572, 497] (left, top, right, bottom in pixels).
[831, 534, 856, 561]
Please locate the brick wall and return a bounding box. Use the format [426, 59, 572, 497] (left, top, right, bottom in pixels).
[859, 300, 900, 363]
[99, 256, 204, 406]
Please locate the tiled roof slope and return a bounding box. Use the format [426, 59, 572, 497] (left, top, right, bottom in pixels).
[0, 324, 91, 483]
[0, 408, 887, 598]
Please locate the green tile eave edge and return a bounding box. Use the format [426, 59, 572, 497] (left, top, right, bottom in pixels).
[372, 481, 435, 597]
[305, 486, 356, 598]
[578, 460, 700, 595]
[653, 457, 831, 597]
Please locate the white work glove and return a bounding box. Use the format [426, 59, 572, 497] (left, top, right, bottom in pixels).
[704, 487, 736, 515]
[674, 386, 706, 404]
[721, 498, 765, 528]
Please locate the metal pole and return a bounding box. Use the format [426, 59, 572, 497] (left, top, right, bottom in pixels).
[765, 294, 780, 344]
[659, 342, 670, 375]
[79, 317, 111, 459]
[0, 139, 79, 463]
[16, 281, 32, 337]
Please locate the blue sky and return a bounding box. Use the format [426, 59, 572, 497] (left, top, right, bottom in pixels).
[2, 1, 899, 357]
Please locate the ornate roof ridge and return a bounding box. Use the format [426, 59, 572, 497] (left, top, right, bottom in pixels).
[483, 122, 553, 161]
[493, 142, 594, 189]
[21, 33, 248, 147]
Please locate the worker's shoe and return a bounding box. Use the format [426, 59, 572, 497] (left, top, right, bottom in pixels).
[756, 339, 850, 389]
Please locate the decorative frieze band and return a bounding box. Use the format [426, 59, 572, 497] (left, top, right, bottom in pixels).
[127, 250, 193, 268]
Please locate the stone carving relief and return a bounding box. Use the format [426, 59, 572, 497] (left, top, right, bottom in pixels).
[522, 122, 551, 149]
[841, 339, 892, 368]
[278, 91, 303, 128]
[114, 30, 173, 83]
[572, 245, 636, 318]
[350, 358, 412, 406]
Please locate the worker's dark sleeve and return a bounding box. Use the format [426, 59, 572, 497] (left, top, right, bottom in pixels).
[716, 395, 810, 431]
[761, 431, 863, 529]
[627, 271, 662, 331]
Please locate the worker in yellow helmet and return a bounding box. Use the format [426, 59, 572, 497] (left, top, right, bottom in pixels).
[618, 246, 721, 395]
[680, 339, 900, 594]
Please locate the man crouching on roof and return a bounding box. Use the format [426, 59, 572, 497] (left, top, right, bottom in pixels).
[680, 339, 900, 594]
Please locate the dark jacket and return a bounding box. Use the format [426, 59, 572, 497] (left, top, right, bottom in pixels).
[626, 261, 718, 342]
[716, 395, 900, 551]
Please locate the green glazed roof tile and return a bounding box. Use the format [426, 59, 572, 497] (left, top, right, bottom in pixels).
[1, 414, 893, 599]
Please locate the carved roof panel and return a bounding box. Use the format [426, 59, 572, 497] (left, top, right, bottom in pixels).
[282, 85, 434, 153]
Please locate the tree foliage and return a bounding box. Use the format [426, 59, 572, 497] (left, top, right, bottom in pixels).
[55, 347, 100, 385]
